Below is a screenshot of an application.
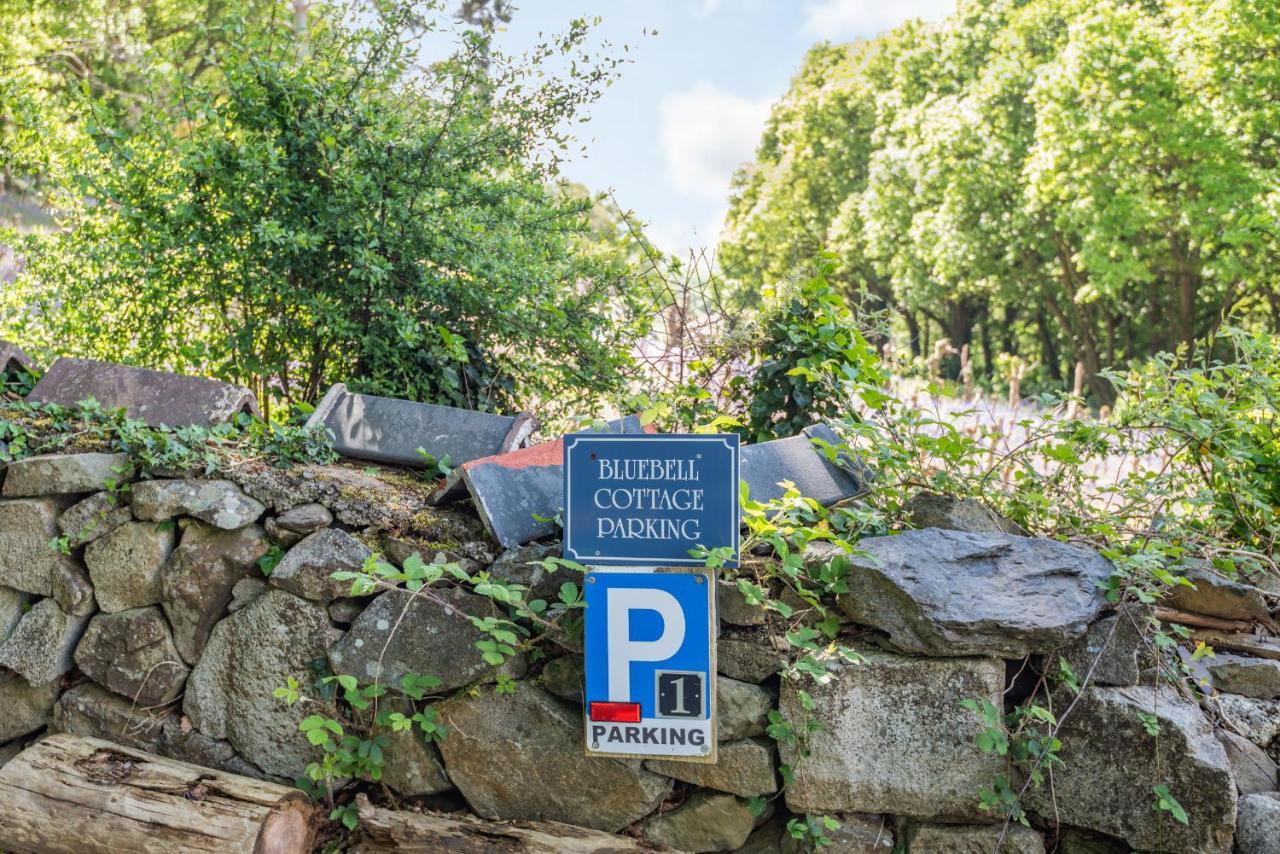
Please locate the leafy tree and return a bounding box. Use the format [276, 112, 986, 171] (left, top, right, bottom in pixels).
[4, 1, 642, 417]
[721, 0, 1280, 402]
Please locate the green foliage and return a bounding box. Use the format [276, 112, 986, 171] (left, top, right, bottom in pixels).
[0, 397, 335, 473]
[5, 1, 643, 416]
[722, 0, 1280, 401]
[1106, 328, 1280, 563]
[786, 814, 841, 849]
[742, 259, 886, 442]
[1154, 784, 1190, 826]
[257, 545, 285, 578]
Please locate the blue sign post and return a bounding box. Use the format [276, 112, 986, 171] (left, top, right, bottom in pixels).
[563, 433, 740, 567]
[566, 432, 738, 762]
[583, 569, 717, 760]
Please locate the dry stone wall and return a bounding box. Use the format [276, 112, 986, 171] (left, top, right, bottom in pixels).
[0, 450, 1275, 853]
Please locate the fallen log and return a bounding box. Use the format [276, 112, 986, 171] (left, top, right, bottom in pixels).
[350, 794, 655, 853]
[0, 733, 316, 853]
[1191, 630, 1280, 661]
[1152, 606, 1254, 633]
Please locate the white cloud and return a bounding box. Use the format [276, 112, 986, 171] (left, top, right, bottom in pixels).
[658, 82, 772, 200]
[802, 0, 956, 40]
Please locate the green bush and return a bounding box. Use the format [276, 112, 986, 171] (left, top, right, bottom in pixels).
[4, 2, 641, 417]
[742, 258, 885, 442]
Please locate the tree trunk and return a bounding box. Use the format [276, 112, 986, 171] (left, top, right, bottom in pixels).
[1049, 238, 1115, 406]
[1036, 309, 1062, 383]
[0, 734, 316, 854]
[906, 311, 922, 358]
[350, 794, 651, 853]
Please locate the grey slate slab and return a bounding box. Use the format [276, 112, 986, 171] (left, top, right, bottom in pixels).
[0, 340, 35, 377]
[740, 423, 867, 506]
[27, 357, 258, 427]
[306, 382, 536, 469]
[436, 415, 648, 548]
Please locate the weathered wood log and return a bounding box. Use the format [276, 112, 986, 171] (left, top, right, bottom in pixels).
[350, 794, 656, 853]
[1153, 606, 1254, 633]
[1191, 630, 1280, 661]
[0, 733, 316, 853]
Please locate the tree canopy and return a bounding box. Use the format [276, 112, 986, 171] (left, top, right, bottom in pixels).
[721, 0, 1280, 403]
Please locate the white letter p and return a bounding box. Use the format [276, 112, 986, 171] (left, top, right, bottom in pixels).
[606, 588, 685, 702]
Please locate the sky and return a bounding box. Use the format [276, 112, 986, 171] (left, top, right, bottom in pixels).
[483, 0, 956, 255]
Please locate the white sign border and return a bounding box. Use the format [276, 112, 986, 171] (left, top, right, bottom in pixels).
[563, 433, 740, 567]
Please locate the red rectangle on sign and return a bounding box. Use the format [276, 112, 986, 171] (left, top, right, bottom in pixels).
[589, 701, 641, 723]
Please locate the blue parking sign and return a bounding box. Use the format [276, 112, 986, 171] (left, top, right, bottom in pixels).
[583, 569, 717, 761]
[563, 433, 739, 568]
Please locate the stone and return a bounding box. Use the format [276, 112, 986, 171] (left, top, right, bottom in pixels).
[0, 740, 25, 770]
[183, 589, 337, 780]
[1054, 829, 1129, 854]
[780, 648, 1005, 820]
[1236, 792, 1280, 854]
[541, 655, 584, 703]
[57, 491, 132, 547]
[0, 597, 89, 684]
[740, 423, 868, 506]
[1216, 693, 1280, 748]
[84, 520, 175, 612]
[227, 461, 445, 532]
[130, 478, 265, 529]
[1164, 564, 1270, 621]
[1205, 654, 1280, 699]
[268, 527, 372, 603]
[50, 561, 96, 616]
[74, 607, 189, 706]
[904, 491, 1023, 534]
[719, 578, 768, 626]
[0, 338, 35, 376]
[719, 630, 788, 683]
[486, 542, 567, 603]
[1, 584, 28, 639]
[158, 718, 265, 779]
[327, 597, 365, 625]
[742, 817, 789, 854]
[49, 682, 171, 751]
[1, 452, 134, 496]
[436, 685, 670, 831]
[647, 737, 777, 798]
[901, 822, 1045, 853]
[161, 520, 269, 663]
[837, 529, 1114, 658]
[381, 535, 474, 571]
[27, 356, 259, 427]
[1216, 730, 1277, 795]
[437, 417, 650, 548]
[1059, 606, 1149, 687]
[381, 728, 452, 797]
[265, 502, 332, 547]
[642, 790, 760, 852]
[228, 577, 268, 613]
[307, 382, 535, 469]
[273, 502, 332, 535]
[780, 813, 894, 853]
[0, 498, 84, 596]
[329, 586, 525, 694]
[1247, 569, 1280, 597]
[0, 672, 59, 742]
[718, 676, 773, 741]
[1026, 685, 1235, 854]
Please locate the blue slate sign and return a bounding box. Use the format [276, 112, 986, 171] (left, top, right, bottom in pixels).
[583, 569, 717, 760]
[563, 433, 739, 568]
